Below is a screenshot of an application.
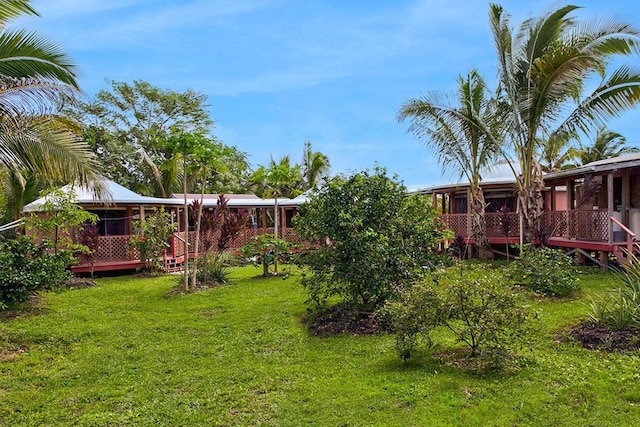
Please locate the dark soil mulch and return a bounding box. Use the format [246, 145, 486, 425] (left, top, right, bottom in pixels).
[63, 278, 97, 289]
[303, 304, 393, 336]
[570, 322, 640, 351]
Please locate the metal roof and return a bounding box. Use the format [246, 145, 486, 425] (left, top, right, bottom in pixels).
[544, 153, 640, 181]
[23, 180, 308, 212]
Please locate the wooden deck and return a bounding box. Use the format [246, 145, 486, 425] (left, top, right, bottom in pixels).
[71, 260, 145, 274]
[444, 210, 637, 266]
[70, 228, 303, 274]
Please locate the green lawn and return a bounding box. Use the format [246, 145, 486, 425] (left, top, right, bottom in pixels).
[1, 265, 639, 426]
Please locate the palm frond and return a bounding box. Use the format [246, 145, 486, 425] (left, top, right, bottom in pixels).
[0, 118, 103, 191]
[0, 29, 77, 88]
[558, 65, 640, 136]
[0, 0, 37, 27]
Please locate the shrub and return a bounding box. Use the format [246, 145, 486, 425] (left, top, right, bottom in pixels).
[386, 267, 534, 362]
[294, 168, 445, 311]
[193, 252, 234, 285]
[440, 271, 533, 359]
[240, 234, 291, 277]
[130, 208, 176, 273]
[383, 282, 440, 361]
[589, 252, 640, 331]
[0, 236, 73, 309]
[508, 244, 578, 296]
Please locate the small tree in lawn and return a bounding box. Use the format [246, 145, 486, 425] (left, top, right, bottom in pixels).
[192, 195, 250, 285]
[240, 234, 291, 277]
[130, 208, 176, 274]
[250, 156, 301, 273]
[26, 188, 98, 256]
[294, 167, 445, 312]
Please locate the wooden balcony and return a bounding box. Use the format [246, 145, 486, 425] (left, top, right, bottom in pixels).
[440, 209, 629, 257]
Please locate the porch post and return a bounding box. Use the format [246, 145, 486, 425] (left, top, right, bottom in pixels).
[431, 192, 437, 210]
[622, 169, 630, 226]
[608, 173, 614, 244]
[550, 185, 556, 211]
[567, 180, 574, 239]
[125, 206, 132, 234]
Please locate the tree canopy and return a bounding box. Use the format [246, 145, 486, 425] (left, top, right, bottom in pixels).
[66, 80, 249, 197]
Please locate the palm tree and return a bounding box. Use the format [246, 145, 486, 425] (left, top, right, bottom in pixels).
[399, 69, 500, 259]
[572, 128, 638, 165]
[301, 141, 330, 190]
[0, 1, 103, 199]
[539, 132, 577, 172]
[490, 4, 640, 241]
[249, 155, 301, 273]
[249, 155, 302, 199]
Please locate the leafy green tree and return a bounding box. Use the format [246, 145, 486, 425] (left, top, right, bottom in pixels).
[294, 168, 445, 311]
[572, 128, 638, 166]
[250, 155, 302, 273]
[26, 188, 98, 255]
[66, 80, 247, 196]
[490, 4, 640, 240]
[399, 69, 500, 259]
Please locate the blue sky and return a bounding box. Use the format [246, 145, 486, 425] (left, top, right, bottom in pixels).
[14, 0, 640, 190]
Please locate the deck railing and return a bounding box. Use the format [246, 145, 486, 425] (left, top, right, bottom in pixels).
[441, 212, 519, 239]
[89, 227, 302, 263]
[94, 235, 138, 262]
[441, 209, 610, 243]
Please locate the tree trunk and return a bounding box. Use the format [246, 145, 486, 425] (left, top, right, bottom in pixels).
[182, 159, 189, 291]
[470, 186, 493, 260]
[274, 196, 279, 273]
[190, 175, 206, 288]
[519, 162, 545, 243]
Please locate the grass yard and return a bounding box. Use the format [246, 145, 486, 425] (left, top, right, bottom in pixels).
[1, 265, 640, 426]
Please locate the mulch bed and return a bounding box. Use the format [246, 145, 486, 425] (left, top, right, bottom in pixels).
[303, 304, 393, 336]
[570, 322, 640, 351]
[166, 282, 221, 296]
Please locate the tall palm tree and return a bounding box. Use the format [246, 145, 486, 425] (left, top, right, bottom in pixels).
[301, 141, 330, 190]
[490, 4, 640, 240]
[572, 128, 638, 165]
[399, 69, 500, 259]
[0, 1, 103, 203]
